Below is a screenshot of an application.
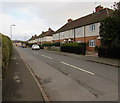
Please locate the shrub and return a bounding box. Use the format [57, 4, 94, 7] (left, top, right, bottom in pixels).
[26, 42, 34, 47]
[95, 46, 99, 52]
[98, 46, 120, 59]
[39, 44, 44, 49]
[61, 43, 86, 55]
[52, 42, 60, 47]
[42, 42, 52, 47]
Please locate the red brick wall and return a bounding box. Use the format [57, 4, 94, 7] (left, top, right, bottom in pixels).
[54, 35, 101, 52]
[96, 39, 101, 47]
[76, 36, 100, 51]
[75, 37, 85, 42]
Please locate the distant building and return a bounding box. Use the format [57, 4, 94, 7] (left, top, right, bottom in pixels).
[38, 28, 55, 44]
[52, 6, 113, 51]
[28, 28, 54, 44]
[28, 35, 38, 44]
[13, 40, 22, 47]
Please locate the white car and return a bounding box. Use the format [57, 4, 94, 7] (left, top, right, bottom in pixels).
[32, 44, 40, 50]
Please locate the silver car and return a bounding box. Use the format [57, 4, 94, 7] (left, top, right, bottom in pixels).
[32, 44, 40, 50]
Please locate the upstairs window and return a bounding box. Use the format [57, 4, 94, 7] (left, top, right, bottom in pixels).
[89, 24, 95, 32]
[75, 28, 82, 35]
[61, 32, 64, 37]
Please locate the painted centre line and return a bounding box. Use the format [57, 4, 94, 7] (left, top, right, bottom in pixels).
[33, 52, 39, 54]
[41, 54, 53, 60]
[60, 61, 95, 75]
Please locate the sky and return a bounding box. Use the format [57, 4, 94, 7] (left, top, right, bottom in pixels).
[0, 0, 119, 41]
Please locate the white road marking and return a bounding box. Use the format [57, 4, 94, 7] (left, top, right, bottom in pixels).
[15, 79, 21, 83]
[33, 52, 39, 54]
[60, 61, 95, 75]
[41, 55, 53, 60]
[13, 75, 19, 80]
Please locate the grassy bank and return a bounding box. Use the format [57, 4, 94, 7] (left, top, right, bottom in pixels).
[0, 33, 13, 74]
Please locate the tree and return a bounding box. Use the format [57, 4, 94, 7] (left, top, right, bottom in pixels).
[100, 2, 120, 48]
[113, 2, 120, 18]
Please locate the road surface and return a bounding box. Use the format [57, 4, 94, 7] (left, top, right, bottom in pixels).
[16, 47, 118, 101]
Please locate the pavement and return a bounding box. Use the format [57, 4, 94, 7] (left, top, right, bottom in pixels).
[2, 48, 44, 102]
[46, 49, 120, 68]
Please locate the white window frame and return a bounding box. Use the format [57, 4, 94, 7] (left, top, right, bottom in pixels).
[89, 40, 96, 47]
[89, 24, 95, 32]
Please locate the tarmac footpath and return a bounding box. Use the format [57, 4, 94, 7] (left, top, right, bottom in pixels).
[2, 48, 45, 102]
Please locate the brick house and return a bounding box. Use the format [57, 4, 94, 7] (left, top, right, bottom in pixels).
[28, 28, 54, 44]
[37, 28, 54, 44]
[52, 6, 113, 51]
[28, 35, 38, 43]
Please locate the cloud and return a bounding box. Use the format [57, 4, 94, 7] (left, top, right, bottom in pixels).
[1, 3, 50, 40]
[1, 0, 119, 2]
[0, 2, 115, 40]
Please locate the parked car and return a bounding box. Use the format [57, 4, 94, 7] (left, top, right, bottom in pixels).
[32, 44, 40, 50]
[22, 44, 27, 48]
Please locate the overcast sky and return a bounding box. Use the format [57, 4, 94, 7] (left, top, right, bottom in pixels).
[0, 0, 119, 41]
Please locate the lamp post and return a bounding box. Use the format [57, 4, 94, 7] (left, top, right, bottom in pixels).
[10, 24, 16, 40]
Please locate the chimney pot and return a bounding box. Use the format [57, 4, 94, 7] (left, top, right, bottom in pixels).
[68, 18, 73, 23]
[48, 28, 51, 31]
[42, 31, 44, 34]
[95, 5, 103, 12]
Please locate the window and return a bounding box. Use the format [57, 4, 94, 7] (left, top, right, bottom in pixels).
[75, 28, 81, 35]
[89, 24, 95, 31]
[61, 32, 64, 37]
[89, 40, 96, 47]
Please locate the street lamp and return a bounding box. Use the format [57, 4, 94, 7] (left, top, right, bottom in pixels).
[10, 24, 16, 40]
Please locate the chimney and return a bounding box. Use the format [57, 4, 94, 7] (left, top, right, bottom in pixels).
[95, 5, 103, 12]
[67, 18, 73, 23]
[42, 31, 45, 34]
[48, 28, 51, 31]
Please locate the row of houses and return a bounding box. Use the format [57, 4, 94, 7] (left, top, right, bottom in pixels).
[28, 28, 54, 44]
[28, 5, 113, 51]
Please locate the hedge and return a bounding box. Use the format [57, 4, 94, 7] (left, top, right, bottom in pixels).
[38, 44, 44, 49]
[42, 43, 52, 47]
[52, 42, 60, 47]
[26, 42, 34, 47]
[39, 42, 61, 48]
[0, 33, 13, 71]
[61, 43, 86, 55]
[98, 47, 120, 59]
[43, 42, 61, 47]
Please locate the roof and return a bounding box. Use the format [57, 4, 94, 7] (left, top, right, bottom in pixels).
[28, 35, 38, 41]
[38, 28, 55, 38]
[55, 8, 113, 34]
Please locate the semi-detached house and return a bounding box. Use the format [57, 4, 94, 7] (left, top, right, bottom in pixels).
[28, 35, 38, 43]
[52, 6, 113, 51]
[37, 28, 55, 44]
[28, 28, 55, 44]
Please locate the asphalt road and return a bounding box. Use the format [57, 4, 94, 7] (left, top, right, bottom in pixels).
[16, 47, 118, 101]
